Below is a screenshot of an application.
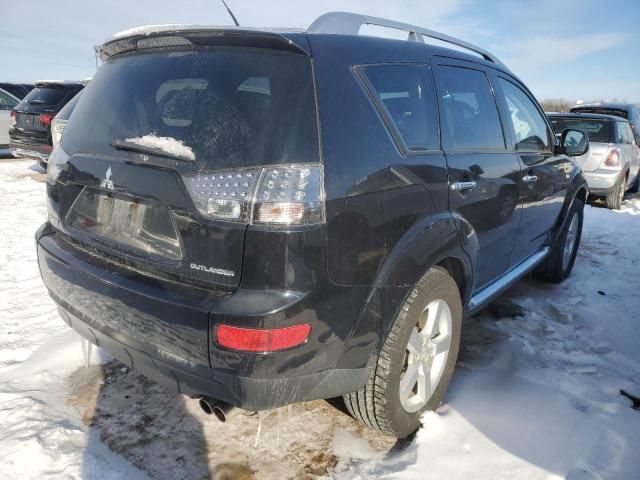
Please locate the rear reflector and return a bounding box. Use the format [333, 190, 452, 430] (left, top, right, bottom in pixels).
[216, 324, 311, 353]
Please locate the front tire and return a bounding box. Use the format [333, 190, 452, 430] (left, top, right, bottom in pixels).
[343, 267, 462, 438]
[535, 198, 583, 283]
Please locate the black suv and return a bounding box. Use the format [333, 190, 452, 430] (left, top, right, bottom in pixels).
[9, 81, 84, 166]
[570, 102, 640, 144]
[37, 13, 588, 438]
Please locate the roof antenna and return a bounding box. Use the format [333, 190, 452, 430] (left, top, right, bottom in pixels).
[220, 0, 240, 26]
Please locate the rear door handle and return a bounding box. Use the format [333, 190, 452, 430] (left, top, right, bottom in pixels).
[522, 175, 538, 184]
[450, 181, 477, 192]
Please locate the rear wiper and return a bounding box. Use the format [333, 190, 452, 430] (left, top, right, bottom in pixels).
[29, 99, 45, 105]
[110, 139, 195, 162]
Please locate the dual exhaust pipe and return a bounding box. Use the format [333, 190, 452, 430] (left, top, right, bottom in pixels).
[198, 396, 244, 422]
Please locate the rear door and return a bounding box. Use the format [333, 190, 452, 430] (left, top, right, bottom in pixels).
[492, 73, 570, 265]
[433, 59, 521, 289]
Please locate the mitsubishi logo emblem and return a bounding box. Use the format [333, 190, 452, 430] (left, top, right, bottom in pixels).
[100, 166, 114, 190]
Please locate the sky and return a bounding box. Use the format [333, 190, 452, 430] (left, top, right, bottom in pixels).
[1, 0, 638, 102]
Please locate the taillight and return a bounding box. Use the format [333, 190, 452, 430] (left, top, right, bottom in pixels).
[183, 164, 324, 225]
[602, 148, 621, 169]
[216, 324, 311, 353]
[9, 110, 16, 127]
[51, 119, 68, 147]
[39, 114, 54, 127]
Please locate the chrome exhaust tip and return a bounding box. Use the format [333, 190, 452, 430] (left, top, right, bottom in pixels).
[198, 396, 219, 416]
[212, 402, 243, 422]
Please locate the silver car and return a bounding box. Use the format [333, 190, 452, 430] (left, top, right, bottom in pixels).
[548, 113, 640, 209]
[0, 88, 20, 148]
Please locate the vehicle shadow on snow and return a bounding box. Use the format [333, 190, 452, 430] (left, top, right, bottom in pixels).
[70, 355, 397, 479]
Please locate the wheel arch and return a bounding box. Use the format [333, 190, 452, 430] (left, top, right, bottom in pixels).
[336, 212, 473, 371]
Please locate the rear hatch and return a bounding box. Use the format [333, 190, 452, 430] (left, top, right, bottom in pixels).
[549, 115, 614, 171]
[49, 39, 319, 291]
[12, 83, 81, 143]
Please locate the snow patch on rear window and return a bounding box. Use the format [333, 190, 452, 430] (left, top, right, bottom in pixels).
[124, 135, 196, 161]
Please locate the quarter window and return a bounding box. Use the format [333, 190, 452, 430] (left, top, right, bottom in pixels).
[361, 65, 438, 151]
[616, 122, 633, 144]
[435, 66, 505, 151]
[497, 78, 552, 152]
[0, 90, 17, 110]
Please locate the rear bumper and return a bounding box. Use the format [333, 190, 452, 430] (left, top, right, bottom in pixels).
[56, 306, 366, 410]
[584, 169, 622, 195]
[36, 223, 368, 410]
[9, 137, 52, 161]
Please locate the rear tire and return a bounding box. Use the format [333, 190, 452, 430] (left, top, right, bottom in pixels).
[534, 198, 583, 283]
[605, 176, 625, 210]
[343, 267, 462, 438]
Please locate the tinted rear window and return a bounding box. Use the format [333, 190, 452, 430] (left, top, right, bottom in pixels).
[19, 87, 69, 108]
[360, 65, 438, 151]
[435, 66, 505, 151]
[549, 117, 612, 143]
[62, 49, 319, 171]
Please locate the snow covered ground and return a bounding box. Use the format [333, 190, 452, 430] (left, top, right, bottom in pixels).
[1, 157, 639, 479]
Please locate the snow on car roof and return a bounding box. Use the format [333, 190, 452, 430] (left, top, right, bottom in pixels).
[110, 23, 304, 41]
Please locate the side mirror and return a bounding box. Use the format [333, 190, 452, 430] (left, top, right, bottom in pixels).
[560, 129, 589, 157]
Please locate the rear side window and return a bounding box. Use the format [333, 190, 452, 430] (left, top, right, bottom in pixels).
[434, 66, 505, 151]
[0, 90, 18, 110]
[19, 87, 68, 108]
[616, 122, 633, 144]
[360, 64, 438, 151]
[497, 78, 552, 152]
[62, 49, 319, 172]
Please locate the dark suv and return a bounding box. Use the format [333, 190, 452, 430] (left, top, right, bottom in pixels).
[9, 81, 84, 166]
[570, 102, 640, 144]
[37, 13, 588, 438]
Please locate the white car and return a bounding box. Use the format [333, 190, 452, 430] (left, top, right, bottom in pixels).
[0, 88, 20, 147]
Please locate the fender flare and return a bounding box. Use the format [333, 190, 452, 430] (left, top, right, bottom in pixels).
[336, 211, 474, 370]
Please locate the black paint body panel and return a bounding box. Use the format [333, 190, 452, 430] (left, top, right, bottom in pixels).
[36, 31, 587, 410]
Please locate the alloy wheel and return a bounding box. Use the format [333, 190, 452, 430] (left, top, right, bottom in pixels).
[399, 299, 452, 413]
[562, 212, 579, 271]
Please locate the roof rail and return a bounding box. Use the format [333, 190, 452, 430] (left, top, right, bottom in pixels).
[308, 12, 504, 66]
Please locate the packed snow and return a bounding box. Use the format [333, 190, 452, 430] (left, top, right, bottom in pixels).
[123, 135, 196, 161]
[0, 157, 639, 479]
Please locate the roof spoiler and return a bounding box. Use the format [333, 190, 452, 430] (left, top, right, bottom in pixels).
[308, 12, 505, 67]
[96, 26, 309, 61]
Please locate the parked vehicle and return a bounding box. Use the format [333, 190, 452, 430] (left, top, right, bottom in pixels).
[0, 82, 34, 100]
[548, 113, 640, 209]
[51, 91, 82, 147]
[570, 102, 640, 145]
[37, 13, 589, 438]
[0, 88, 20, 148]
[9, 80, 84, 167]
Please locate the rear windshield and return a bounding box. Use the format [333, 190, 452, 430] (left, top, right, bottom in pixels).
[19, 86, 69, 108]
[549, 117, 613, 143]
[570, 107, 628, 119]
[62, 48, 319, 171]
